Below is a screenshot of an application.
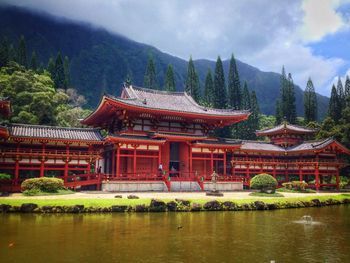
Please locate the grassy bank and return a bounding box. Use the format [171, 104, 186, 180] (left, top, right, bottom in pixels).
[0, 194, 349, 213]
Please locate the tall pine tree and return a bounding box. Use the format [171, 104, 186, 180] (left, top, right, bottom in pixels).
[0, 37, 9, 67]
[204, 69, 214, 105]
[227, 54, 241, 109]
[144, 54, 158, 89]
[336, 77, 345, 108]
[63, 56, 70, 90]
[47, 57, 55, 79]
[54, 52, 65, 89]
[328, 84, 342, 122]
[30, 51, 38, 71]
[275, 99, 283, 125]
[164, 64, 176, 92]
[17, 35, 27, 67]
[249, 90, 260, 139]
[304, 77, 318, 123]
[345, 76, 350, 99]
[286, 73, 297, 124]
[185, 57, 200, 101]
[241, 81, 251, 110]
[213, 56, 227, 109]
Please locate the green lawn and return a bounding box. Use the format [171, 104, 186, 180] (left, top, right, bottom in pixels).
[0, 194, 349, 208]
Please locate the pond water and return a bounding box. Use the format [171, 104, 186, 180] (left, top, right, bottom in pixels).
[1, 206, 349, 263]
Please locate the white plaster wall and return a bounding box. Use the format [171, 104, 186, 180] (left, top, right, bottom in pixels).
[203, 182, 243, 191]
[102, 181, 168, 192]
[170, 181, 202, 191]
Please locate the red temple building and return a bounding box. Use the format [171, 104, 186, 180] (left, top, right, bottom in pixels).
[0, 86, 349, 192]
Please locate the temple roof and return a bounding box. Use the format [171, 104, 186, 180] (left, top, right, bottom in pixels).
[241, 141, 285, 152]
[7, 123, 103, 142]
[119, 85, 249, 116]
[287, 138, 350, 154]
[82, 85, 250, 127]
[256, 123, 318, 136]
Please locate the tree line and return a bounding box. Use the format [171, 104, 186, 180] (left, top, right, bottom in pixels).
[0, 35, 71, 90]
[0, 36, 90, 127]
[141, 54, 260, 140]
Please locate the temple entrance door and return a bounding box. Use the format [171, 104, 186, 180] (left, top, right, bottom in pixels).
[169, 142, 180, 177]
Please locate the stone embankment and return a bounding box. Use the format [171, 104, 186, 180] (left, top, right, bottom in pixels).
[0, 198, 349, 213]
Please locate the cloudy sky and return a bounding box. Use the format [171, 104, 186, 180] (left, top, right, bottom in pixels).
[4, 0, 350, 96]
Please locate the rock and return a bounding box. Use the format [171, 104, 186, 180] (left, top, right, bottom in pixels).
[42, 206, 54, 213]
[175, 199, 190, 207]
[191, 203, 202, 212]
[0, 204, 11, 213]
[166, 201, 177, 212]
[102, 207, 111, 212]
[311, 199, 322, 207]
[149, 199, 166, 212]
[254, 201, 267, 210]
[71, 205, 84, 213]
[222, 201, 237, 211]
[135, 205, 148, 212]
[20, 203, 38, 213]
[203, 200, 222, 211]
[342, 198, 350, 204]
[0, 192, 10, 197]
[240, 203, 251, 210]
[127, 195, 139, 199]
[267, 203, 278, 210]
[111, 205, 127, 212]
[114, 195, 123, 198]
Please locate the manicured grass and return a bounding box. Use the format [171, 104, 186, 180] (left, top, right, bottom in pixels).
[0, 194, 349, 208]
[22, 189, 75, 196]
[249, 192, 284, 197]
[277, 187, 316, 193]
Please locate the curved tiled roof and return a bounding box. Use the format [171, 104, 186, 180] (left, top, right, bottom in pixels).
[256, 123, 317, 136]
[8, 123, 103, 142]
[241, 141, 285, 152]
[110, 85, 250, 116]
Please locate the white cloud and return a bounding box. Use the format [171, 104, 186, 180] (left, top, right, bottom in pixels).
[300, 0, 346, 42]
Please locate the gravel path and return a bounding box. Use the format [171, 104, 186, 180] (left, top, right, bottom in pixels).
[2, 191, 342, 200]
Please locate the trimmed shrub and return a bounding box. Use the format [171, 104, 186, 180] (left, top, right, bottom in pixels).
[250, 173, 277, 193]
[0, 173, 11, 180]
[282, 181, 308, 191]
[21, 177, 65, 193]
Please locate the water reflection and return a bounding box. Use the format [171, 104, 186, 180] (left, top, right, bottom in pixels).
[0, 206, 349, 263]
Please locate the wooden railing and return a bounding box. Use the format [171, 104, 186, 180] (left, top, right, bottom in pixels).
[0, 148, 101, 158]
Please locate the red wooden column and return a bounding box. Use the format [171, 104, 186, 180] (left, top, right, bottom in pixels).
[189, 145, 192, 175]
[87, 144, 92, 173]
[14, 159, 19, 186]
[272, 165, 276, 178]
[231, 153, 235, 176]
[210, 150, 214, 174]
[299, 165, 303, 182]
[133, 147, 137, 175]
[223, 150, 227, 176]
[14, 142, 20, 185]
[40, 143, 46, 177]
[111, 148, 115, 177]
[115, 146, 120, 177]
[315, 153, 320, 190]
[336, 166, 340, 190]
[64, 144, 69, 183]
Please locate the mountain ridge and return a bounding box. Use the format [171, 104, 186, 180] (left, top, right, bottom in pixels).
[0, 5, 329, 118]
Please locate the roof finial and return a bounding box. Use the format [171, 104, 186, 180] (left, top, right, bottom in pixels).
[283, 116, 288, 128]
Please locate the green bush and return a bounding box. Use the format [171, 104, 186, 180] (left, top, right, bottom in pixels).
[0, 173, 11, 180]
[292, 181, 308, 190]
[22, 188, 42, 196]
[21, 177, 65, 193]
[331, 176, 349, 189]
[250, 173, 278, 193]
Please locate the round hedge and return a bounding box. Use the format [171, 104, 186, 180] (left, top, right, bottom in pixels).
[21, 177, 65, 193]
[250, 173, 278, 193]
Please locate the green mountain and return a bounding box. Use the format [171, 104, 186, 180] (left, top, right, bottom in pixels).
[0, 5, 329, 118]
